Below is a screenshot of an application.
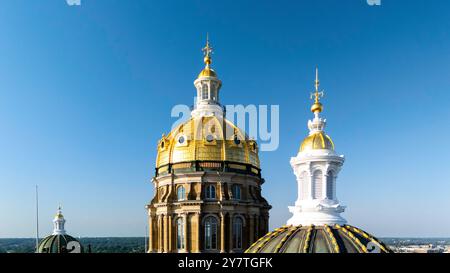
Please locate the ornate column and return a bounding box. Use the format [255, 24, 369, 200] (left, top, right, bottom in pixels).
[158, 214, 163, 253]
[148, 215, 154, 253]
[229, 213, 233, 252]
[264, 214, 269, 234]
[333, 174, 338, 200]
[323, 171, 329, 199]
[183, 213, 188, 252]
[168, 214, 173, 253]
[309, 173, 314, 199]
[220, 212, 226, 253]
[296, 173, 302, 204]
[249, 215, 255, 245]
[255, 214, 260, 240]
[193, 212, 201, 253]
[218, 183, 223, 201]
[163, 214, 168, 252]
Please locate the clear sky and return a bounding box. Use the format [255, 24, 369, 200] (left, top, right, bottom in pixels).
[1, 0, 450, 238]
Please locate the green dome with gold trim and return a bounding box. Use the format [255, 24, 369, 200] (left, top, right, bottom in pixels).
[245, 224, 392, 253]
[37, 234, 83, 253]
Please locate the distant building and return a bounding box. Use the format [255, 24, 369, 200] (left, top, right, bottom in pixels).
[146, 38, 271, 253]
[37, 206, 84, 253]
[246, 68, 392, 253]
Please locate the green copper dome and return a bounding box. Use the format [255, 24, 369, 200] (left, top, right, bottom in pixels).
[37, 206, 85, 253]
[245, 224, 392, 253]
[37, 234, 84, 253]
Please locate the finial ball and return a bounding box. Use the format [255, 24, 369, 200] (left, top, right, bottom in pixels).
[311, 102, 323, 113]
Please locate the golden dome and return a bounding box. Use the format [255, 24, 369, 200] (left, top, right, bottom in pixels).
[299, 132, 334, 152]
[156, 116, 260, 170]
[197, 67, 217, 78]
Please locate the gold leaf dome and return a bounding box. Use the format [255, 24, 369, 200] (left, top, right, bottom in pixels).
[156, 116, 260, 169]
[299, 132, 334, 152]
[197, 67, 217, 78]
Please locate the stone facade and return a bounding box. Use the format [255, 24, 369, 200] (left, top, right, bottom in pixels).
[146, 170, 270, 253]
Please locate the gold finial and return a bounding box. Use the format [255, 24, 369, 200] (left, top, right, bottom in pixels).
[202, 33, 213, 66]
[56, 205, 63, 217]
[310, 66, 324, 113]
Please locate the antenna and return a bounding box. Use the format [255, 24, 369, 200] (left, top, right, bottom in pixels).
[145, 224, 148, 253]
[35, 185, 39, 253]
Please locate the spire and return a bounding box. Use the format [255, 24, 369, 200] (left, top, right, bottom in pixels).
[196, 34, 218, 79]
[52, 205, 66, 235]
[192, 34, 222, 118]
[310, 66, 324, 114]
[307, 67, 326, 134]
[202, 33, 213, 67]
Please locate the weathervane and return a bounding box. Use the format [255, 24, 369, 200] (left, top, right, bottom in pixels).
[310, 67, 324, 103]
[202, 33, 213, 65]
[310, 67, 325, 114]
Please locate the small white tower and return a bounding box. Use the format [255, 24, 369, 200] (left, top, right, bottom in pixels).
[191, 35, 223, 118]
[287, 67, 347, 226]
[52, 206, 67, 235]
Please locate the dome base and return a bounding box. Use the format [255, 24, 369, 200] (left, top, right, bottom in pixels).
[287, 202, 347, 226]
[287, 209, 347, 226]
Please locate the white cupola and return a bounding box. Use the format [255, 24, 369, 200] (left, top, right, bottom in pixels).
[52, 206, 67, 235]
[191, 35, 223, 118]
[287, 67, 347, 226]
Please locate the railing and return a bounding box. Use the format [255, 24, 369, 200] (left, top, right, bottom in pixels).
[155, 160, 261, 178]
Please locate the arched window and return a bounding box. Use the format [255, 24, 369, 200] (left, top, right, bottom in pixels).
[233, 217, 243, 249]
[210, 88, 217, 101]
[205, 185, 216, 199]
[204, 216, 218, 250]
[326, 171, 334, 199]
[177, 186, 186, 201]
[176, 217, 185, 250]
[201, 84, 208, 100]
[313, 170, 323, 199]
[232, 184, 241, 200]
[300, 172, 308, 200]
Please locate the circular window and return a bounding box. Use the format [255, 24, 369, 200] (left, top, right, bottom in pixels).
[178, 136, 185, 144]
[234, 136, 241, 145]
[206, 134, 214, 142]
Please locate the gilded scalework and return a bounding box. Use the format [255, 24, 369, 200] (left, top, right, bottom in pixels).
[299, 132, 334, 152]
[155, 116, 260, 170]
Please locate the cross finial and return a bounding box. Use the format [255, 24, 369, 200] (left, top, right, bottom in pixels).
[310, 66, 325, 114]
[311, 66, 324, 104]
[202, 33, 213, 66]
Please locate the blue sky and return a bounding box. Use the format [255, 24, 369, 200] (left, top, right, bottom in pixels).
[1, 0, 450, 238]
